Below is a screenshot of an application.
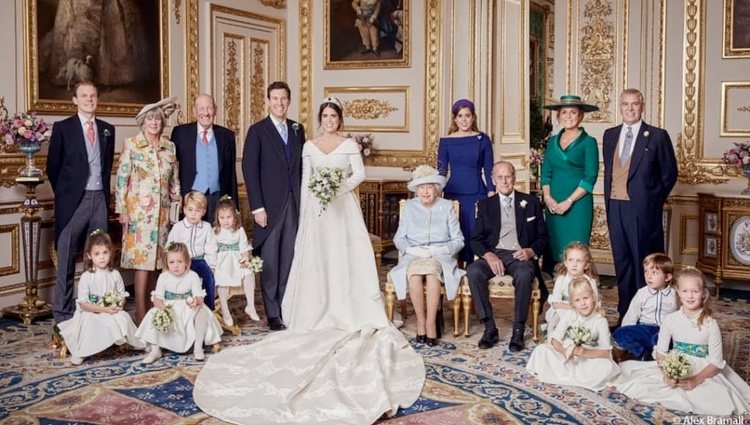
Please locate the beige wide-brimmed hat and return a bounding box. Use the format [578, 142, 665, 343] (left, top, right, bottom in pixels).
[543, 95, 599, 112]
[407, 165, 446, 192]
[135, 97, 179, 123]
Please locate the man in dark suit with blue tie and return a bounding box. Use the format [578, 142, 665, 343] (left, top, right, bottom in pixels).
[171, 94, 238, 223]
[242, 81, 306, 331]
[603, 88, 678, 325]
[46, 81, 115, 324]
[466, 161, 548, 352]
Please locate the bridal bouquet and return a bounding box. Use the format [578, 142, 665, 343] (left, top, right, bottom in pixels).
[308, 167, 345, 215]
[100, 289, 126, 308]
[152, 305, 175, 332]
[240, 256, 264, 273]
[660, 351, 691, 380]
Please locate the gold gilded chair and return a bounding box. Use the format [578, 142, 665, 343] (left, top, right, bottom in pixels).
[458, 274, 542, 341]
[384, 199, 462, 336]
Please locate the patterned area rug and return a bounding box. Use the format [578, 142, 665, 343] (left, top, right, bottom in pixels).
[1, 285, 748, 425]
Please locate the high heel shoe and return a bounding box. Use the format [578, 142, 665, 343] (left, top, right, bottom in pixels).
[416, 334, 427, 344]
[426, 337, 438, 347]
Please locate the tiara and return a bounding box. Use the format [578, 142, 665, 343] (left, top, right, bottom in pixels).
[321, 96, 343, 110]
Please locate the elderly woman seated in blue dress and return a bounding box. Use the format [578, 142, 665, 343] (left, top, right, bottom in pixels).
[390, 165, 466, 346]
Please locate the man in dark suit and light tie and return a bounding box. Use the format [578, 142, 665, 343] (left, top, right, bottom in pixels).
[242, 81, 306, 331]
[603, 88, 678, 325]
[46, 81, 115, 324]
[466, 161, 549, 352]
[171, 94, 238, 223]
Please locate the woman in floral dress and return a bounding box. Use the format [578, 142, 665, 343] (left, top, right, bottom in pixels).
[115, 97, 180, 323]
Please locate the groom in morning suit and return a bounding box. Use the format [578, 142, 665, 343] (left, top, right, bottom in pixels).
[242, 81, 306, 331]
[603, 88, 677, 324]
[46, 81, 115, 324]
[466, 161, 548, 352]
[171, 94, 238, 223]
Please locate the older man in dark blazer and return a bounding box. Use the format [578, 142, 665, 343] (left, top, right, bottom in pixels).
[171, 94, 238, 223]
[242, 81, 306, 331]
[603, 88, 678, 325]
[46, 81, 115, 324]
[466, 161, 548, 352]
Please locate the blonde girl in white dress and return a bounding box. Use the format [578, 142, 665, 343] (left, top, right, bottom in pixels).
[136, 242, 222, 363]
[545, 242, 600, 337]
[527, 276, 620, 391]
[212, 196, 259, 326]
[58, 230, 144, 365]
[615, 267, 750, 415]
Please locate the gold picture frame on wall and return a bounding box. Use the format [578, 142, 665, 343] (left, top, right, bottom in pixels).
[720, 82, 750, 136]
[323, 86, 409, 132]
[324, 0, 409, 69]
[724, 0, 750, 58]
[25, 0, 169, 116]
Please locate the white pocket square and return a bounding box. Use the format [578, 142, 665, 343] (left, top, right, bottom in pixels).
[526, 216, 536, 222]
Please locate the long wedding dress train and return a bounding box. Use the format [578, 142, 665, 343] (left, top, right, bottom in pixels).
[193, 139, 425, 424]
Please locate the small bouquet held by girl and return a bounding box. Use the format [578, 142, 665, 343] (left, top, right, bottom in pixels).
[660, 351, 691, 381]
[213, 196, 262, 326]
[308, 166, 345, 215]
[564, 325, 592, 361]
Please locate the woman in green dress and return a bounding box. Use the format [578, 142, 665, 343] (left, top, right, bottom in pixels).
[540, 95, 600, 265]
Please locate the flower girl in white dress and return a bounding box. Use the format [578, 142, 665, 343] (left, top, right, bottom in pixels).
[58, 230, 144, 365]
[615, 267, 750, 415]
[527, 276, 620, 390]
[545, 242, 600, 337]
[213, 196, 259, 326]
[136, 242, 222, 363]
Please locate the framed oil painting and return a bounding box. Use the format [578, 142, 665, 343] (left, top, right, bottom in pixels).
[26, 0, 169, 116]
[324, 0, 409, 69]
[724, 0, 750, 57]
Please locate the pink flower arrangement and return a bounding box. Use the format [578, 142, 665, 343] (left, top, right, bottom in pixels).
[0, 112, 53, 145]
[722, 142, 750, 170]
[529, 147, 544, 166]
[347, 133, 374, 158]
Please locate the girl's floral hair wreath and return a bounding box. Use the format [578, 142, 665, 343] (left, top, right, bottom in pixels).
[90, 228, 105, 237]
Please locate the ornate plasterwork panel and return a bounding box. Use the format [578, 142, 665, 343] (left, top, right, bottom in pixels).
[579, 0, 615, 122]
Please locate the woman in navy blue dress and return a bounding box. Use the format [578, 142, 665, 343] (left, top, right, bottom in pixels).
[437, 99, 495, 263]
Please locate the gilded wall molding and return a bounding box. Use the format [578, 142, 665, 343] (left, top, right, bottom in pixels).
[223, 35, 243, 137]
[676, 0, 735, 184]
[589, 205, 611, 251]
[343, 99, 398, 120]
[0, 224, 20, 277]
[578, 0, 615, 122]
[299, 0, 313, 131]
[260, 0, 286, 8]
[720, 82, 750, 136]
[251, 40, 268, 125]
[173, 0, 182, 23]
[186, 0, 199, 107]
[680, 214, 698, 255]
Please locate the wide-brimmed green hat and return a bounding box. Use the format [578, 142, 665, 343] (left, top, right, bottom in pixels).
[543, 95, 599, 112]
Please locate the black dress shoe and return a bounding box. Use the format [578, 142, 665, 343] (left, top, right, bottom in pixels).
[509, 328, 525, 352]
[426, 337, 438, 347]
[361, 47, 371, 54]
[478, 328, 499, 349]
[416, 334, 427, 344]
[268, 317, 286, 331]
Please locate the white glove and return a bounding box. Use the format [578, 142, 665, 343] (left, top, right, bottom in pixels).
[405, 246, 431, 258]
[428, 245, 450, 256]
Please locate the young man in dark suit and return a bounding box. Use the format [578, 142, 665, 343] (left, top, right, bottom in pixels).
[171, 94, 238, 223]
[46, 81, 115, 324]
[466, 161, 549, 352]
[603, 88, 678, 325]
[242, 81, 306, 331]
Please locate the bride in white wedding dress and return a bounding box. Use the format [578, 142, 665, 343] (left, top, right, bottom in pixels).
[193, 97, 425, 424]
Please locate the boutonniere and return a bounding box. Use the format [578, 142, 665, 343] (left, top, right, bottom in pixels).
[643, 130, 650, 138]
[103, 128, 111, 139]
[520, 200, 528, 208]
[292, 122, 299, 136]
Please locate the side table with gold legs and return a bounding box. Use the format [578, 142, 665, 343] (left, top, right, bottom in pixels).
[2, 176, 53, 324]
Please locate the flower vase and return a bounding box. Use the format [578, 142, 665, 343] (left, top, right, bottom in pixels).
[18, 138, 42, 177]
[742, 165, 750, 196]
